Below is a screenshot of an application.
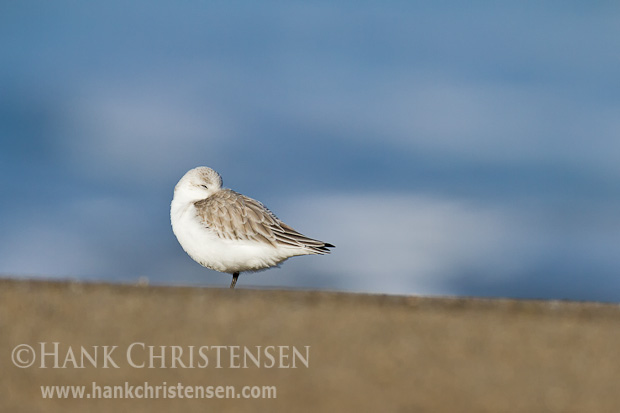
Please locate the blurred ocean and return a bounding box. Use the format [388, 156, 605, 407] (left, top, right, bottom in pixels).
[2, 2, 620, 301]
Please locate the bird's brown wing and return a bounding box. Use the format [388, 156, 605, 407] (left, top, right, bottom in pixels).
[194, 189, 333, 254]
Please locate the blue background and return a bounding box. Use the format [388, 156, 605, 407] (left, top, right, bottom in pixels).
[2, 2, 620, 301]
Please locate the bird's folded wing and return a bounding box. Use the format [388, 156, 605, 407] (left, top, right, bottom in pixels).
[194, 190, 331, 253]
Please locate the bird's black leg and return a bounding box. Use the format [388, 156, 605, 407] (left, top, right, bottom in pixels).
[230, 272, 240, 289]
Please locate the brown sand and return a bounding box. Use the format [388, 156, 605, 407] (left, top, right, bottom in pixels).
[1, 278, 619, 412]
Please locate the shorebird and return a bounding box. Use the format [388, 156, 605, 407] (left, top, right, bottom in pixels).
[170, 167, 334, 288]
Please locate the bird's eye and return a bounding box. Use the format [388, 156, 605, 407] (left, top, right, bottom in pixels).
[201, 185, 208, 189]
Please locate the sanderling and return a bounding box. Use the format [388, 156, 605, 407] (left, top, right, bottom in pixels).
[170, 167, 334, 288]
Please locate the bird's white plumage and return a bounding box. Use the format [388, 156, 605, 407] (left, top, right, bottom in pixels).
[170, 167, 333, 276]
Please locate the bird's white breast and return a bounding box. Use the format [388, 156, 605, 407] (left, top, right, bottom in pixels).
[171, 196, 300, 273]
